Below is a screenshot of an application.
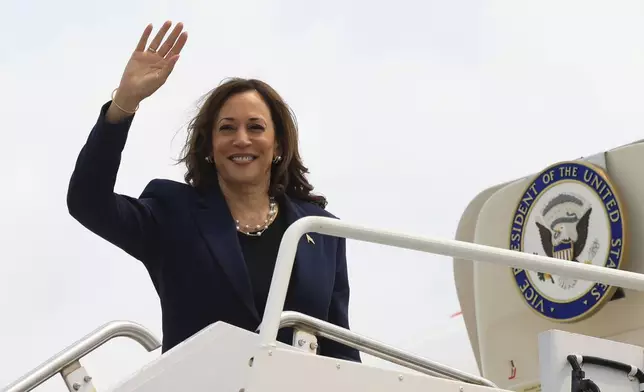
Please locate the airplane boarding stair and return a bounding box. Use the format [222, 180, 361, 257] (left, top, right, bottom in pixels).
[4, 215, 644, 392]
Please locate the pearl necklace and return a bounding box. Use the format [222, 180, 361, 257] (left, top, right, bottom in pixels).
[235, 198, 278, 237]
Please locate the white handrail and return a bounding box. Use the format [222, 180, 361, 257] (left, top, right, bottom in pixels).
[3, 320, 160, 392]
[279, 311, 498, 388]
[259, 216, 644, 348]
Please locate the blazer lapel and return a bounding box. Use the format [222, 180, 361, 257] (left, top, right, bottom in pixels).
[191, 185, 259, 321]
[280, 196, 321, 310]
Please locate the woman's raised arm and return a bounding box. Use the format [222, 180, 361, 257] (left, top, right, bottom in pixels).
[67, 21, 188, 265]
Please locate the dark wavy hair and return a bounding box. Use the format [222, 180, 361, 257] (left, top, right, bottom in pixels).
[178, 77, 327, 208]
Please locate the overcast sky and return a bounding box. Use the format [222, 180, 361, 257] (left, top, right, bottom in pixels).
[4, 0, 644, 390]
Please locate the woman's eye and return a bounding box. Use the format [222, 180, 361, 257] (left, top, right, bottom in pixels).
[249, 124, 265, 131]
[219, 125, 235, 131]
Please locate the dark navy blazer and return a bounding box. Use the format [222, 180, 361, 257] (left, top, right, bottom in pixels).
[66, 101, 361, 362]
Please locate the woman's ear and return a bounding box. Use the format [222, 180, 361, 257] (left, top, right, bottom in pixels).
[274, 142, 283, 159]
[272, 143, 283, 165]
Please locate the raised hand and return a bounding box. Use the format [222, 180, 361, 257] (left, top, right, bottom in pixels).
[111, 21, 188, 117]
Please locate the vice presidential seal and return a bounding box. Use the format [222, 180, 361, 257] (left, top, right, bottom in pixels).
[509, 161, 626, 322]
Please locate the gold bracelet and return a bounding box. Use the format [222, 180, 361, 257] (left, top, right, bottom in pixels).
[111, 88, 140, 114]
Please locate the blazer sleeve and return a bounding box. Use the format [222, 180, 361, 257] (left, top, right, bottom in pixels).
[319, 236, 362, 362]
[67, 101, 161, 268]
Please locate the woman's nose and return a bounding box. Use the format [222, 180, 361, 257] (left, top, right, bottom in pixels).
[232, 129, 252, 147]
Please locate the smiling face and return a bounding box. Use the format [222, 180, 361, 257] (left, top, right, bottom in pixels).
[211, 90, 280, 190]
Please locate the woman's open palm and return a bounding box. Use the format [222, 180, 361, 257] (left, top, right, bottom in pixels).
[118, 21, 188, 103]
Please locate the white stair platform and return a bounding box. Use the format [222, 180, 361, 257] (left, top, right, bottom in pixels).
[109, 320, 506, 392]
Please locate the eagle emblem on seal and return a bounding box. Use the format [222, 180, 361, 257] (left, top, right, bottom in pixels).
[535, 193, 592, 282]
